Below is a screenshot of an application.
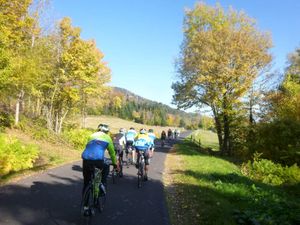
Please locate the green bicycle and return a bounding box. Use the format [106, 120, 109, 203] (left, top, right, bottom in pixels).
[80, 167, 106, 217]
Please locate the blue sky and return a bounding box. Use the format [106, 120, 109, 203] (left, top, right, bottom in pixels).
[51, 0, 300, 109]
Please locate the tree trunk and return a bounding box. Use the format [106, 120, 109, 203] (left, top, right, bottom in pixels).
[222, 113, 230, 155]
[55, 111, 59, 133]
[212, 106, 223, 151]
[15, 90, 24, 125]
[58, 109, 68, 134]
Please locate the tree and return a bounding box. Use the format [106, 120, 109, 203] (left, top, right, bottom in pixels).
[172, 3, 272, 155]
[0, 0, 41, 125]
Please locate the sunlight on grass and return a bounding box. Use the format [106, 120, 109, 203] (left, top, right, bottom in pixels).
[164, 143, 300, 225]
[190, 129, 219, 150]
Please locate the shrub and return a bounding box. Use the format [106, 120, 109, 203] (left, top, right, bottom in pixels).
[62, 129, 92, 150]
[241, 153, 300, 185]
[253, 119, 300, 165]
[0, 134, 40, 176]
[0, 112, 14, 130]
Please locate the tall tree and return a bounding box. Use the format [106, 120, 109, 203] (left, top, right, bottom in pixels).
[172, 3, 272, 155]
[43, 17, 110, 133]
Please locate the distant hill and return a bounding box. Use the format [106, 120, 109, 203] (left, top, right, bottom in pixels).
[87, 86, 214, 130]
[112, 87, 191, 116]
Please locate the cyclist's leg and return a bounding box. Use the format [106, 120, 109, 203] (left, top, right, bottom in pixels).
[144, 150, 150, 180]
[132, 146, 136, 163]
[102, 164, 109, 187]
[82, 159, 94, 195]
[135, 148, 140, 169]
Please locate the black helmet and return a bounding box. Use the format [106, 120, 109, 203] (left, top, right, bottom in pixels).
[119, 128, 126, 133]
[97, 123, 109, 133]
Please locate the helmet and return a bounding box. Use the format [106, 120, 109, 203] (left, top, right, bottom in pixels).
[140, 128, 146, 134]
[97, 123, 109, 133]
[148, 129, 154, 133]
[119, 128, 126, 133]
[130, 127, 134, 130]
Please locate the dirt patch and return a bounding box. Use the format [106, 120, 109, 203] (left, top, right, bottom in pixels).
[163, 146, 186, 225]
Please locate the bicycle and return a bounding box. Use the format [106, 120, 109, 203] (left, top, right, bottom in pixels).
[110, 155, 123, 184]
[161, 139, 165, 147]
[136, 150, 145, 188]
[125, 145, 134, 166]
[80, 167, 106, 217]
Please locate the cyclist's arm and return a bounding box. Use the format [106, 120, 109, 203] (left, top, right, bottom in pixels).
[106, 136, 117, 165]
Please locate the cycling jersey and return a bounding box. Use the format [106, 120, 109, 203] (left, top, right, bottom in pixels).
[148, 132, 156, 148]
[134, 133, 152, 151]
[82, 131, 116, 164]
[126, 129, 137, 142]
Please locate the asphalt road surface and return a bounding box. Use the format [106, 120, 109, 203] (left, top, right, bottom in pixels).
[0, 132, 190, 225]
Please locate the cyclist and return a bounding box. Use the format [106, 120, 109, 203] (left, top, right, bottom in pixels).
[134, 128, 152, 181]
[174, 129, 178, 139]
[125, 127, 137, 163]
[167, 128, 173, 141]
[161, 130, 166, 146]
[81, 123, 118, 194]
[113, 128, 126, 162]
[147, 129, 156, 158]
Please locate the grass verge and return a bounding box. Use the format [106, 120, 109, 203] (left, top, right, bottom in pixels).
[189, 129, 219, 150]
[164, 141, 300, 225]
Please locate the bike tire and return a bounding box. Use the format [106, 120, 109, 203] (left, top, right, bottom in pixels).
[119, 159, 123, 177]
[137, 162, 143, 188]
[95, 191, 106, 213]
[80, 185, 93, 217]
[112, 168, 116, 184]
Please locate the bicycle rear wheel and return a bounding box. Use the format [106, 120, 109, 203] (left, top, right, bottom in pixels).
[80, 185, 93, 217]
[119, 158, 123, 177]
[137, 162, 143, 188]
[95, 191, 106, 213]
[111, 167, 116, 184]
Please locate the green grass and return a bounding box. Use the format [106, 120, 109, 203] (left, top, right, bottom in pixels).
[189, 129, 219, 150]
[165, 142, 300, 225]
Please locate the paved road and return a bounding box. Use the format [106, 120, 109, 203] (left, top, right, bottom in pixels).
[0, 132, 190, 225]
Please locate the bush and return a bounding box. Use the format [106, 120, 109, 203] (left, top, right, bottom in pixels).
[62, 129, 92, 150]
[0, 112, 14, 130]
[0, 134, 40, 176]
[241, 153, 300, 185]
[253, 119, 300, 165]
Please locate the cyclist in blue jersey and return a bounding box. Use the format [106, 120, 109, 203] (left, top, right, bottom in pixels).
[148, 129, 156, 158]
[125, 127, 137, 163]
[81, 124, 118, 194]
[134, 128, 152, 181]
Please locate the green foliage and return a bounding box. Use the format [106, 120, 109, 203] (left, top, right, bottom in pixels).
[62, 128, 92, 150]
[17, 117, 50, 140]
[252, 119, 300, 165]
[242, 153, 300, 186]
[167, 142, 300, 225]
[0, 133, 39, 176]
[0, 112, 14, 130]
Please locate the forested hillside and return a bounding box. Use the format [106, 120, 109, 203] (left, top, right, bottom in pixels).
[87, 87, 213, 129]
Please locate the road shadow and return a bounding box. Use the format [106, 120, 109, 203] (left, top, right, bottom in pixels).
[0, 167, 170, 225]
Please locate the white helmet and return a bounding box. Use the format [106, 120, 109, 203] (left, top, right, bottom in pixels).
[140, 128, 146, 134]
[97, 123, 109, 133]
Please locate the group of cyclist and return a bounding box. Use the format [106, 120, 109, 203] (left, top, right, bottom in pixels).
[81, 124, 157, 195]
